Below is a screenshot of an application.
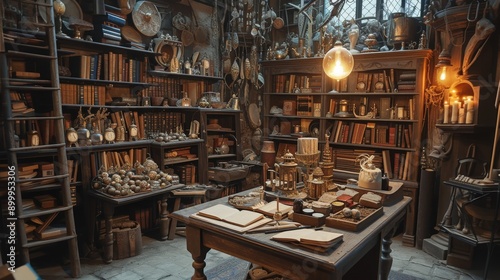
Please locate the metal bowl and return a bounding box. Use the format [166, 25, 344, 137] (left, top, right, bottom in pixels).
[210, 102, 227, 109]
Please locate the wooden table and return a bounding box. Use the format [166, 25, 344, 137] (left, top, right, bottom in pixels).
[89, 184, 185, 263]
[171, 190, 411, 280]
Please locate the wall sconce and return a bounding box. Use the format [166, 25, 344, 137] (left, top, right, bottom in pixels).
[323, 41, 354, 93]
[436, 49, 452, 83]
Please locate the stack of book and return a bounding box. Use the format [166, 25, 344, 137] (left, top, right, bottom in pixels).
[174, 164, 197, 184]
[101, 4, 126, 45]
[396, 72, 417, 92]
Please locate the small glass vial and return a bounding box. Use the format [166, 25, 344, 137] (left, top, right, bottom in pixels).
[184, 58, 192, 74]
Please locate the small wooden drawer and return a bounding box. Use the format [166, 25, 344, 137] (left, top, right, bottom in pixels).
[291, 212, 325, 227]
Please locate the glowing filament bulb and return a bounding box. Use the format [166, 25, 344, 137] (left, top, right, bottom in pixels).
[439, 66, 447, 81]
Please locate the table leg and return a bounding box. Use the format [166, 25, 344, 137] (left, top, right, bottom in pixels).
[168, 197, 182, 240]
[186, 226, 210, 280]
[102, 203, 115, 264]
[159, 195, 169, 240]
[380, 227, 396, 280]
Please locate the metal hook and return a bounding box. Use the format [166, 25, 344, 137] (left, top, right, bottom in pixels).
[467, 0, 481, 22]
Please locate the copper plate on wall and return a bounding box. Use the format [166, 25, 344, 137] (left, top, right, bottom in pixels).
[121, 25, 142, 43]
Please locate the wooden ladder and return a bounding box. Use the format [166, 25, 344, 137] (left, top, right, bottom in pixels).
[0, 0, 80, 277]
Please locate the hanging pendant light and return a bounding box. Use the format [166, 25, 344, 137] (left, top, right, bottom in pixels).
[322, 41, 354, 92]
[436, 49, 452, 83]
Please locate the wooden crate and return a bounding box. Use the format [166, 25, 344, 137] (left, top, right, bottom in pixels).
[325, 207, 383, 231]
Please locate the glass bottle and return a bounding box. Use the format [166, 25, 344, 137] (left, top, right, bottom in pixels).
[359, 97, 367, 116]
[184, 58, 192, 74]
[181, 91, 191, 107]
[219, 139, 230, 154]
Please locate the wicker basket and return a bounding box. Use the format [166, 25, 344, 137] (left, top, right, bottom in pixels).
[113, 221, 142, 260]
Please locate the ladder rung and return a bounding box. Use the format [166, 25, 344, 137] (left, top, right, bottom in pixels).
[17, 174, 69, 183]
[9, 115, 63, 121]
[19, 0, 54, 7]
[32, 22, 54, 28]
[7, 50, 55, 60]
[9, 78, 52, 85]
[19, 205, 74, 219]
[7, 85, 59, 91]
[9, 143, 66, 152]
[23, 235, 77, 248]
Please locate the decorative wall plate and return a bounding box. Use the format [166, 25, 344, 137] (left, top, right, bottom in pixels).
[247, 103, 261, 129]
[132, 1, 161, 37]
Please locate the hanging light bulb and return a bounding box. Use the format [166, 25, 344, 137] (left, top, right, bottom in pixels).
[323, 41, 354, 92]
[436, 49, 452, 83]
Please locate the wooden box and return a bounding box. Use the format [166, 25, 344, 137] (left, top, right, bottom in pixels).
[325, 206, 383, 231]
[33, 194, 57, 209]
[291, 212, 325, 227]
[280, 121, 291, 135]
[113, 221, 142, 260]
[283, 100, 297, 116]
[344, 181, 404, 206]
[38, 162, 54, 177]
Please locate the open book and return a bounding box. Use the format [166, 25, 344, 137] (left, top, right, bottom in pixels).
[271, 228, 343, 251]
[196, 204, 265, 227]
[253, 200, 293, 217]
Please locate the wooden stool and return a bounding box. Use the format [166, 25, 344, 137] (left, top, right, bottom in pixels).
[168, 189, 206, 240]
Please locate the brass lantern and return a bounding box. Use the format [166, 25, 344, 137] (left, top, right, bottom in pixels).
[308, 167, 327, 199]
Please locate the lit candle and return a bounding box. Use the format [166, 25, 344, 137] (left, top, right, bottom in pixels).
[466, 98, 474, 124]
[458, 107, 465, 124]
[451, 100, 459, 124]
[443, 101, 449, 124]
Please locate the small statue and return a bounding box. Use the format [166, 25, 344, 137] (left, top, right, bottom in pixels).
[418, 31, 427, 49]
[348, 19, 360, 53]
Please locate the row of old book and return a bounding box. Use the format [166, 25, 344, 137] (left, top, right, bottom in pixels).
[89, 148, 148, 178]
[143, 111, 183, 136]
[355, 70, 416, 93]
[61, 52, 146, 82]
[60, 83, 107, 105]
[331, 148, 415, 181]
[330, 121, 413, 148]
[382, 150, 415, 181]
[273, 74, 322, 93]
